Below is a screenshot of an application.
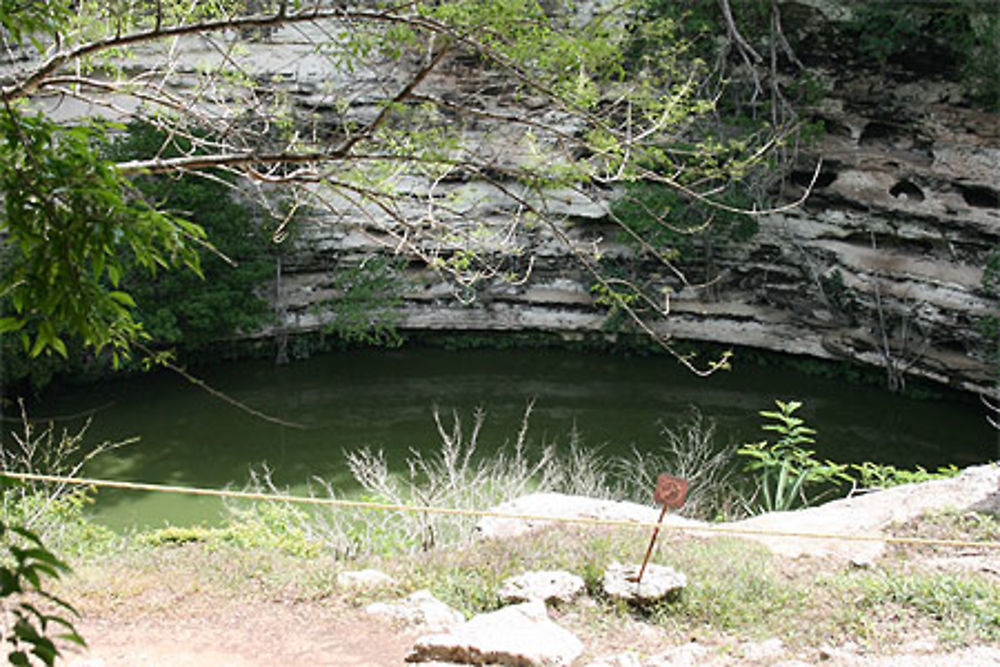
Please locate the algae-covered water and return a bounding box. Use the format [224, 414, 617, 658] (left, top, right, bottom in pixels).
[15, 347, 996, 530]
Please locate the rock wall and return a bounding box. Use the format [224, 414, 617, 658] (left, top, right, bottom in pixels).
[270, 3, 998, 394]
[9, 3, 993, 393]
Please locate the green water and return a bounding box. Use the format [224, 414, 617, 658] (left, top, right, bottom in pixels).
[15, 347, 997, 530]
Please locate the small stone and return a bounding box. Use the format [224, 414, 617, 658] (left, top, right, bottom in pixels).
[336, 568, 395, 590]
[499, 570, 586, 605]
[602, 561, 686, 604]
[850, 555, 874, 569]
[365, 589, 464, 632]
[408, 600, 583, 666]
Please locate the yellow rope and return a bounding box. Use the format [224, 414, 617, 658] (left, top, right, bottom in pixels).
[4, 471, 1000, 551]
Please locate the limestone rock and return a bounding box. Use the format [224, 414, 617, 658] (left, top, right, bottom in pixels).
[722, 463, 1000, 560]
[498, 570, 586, 605]
[407, 600, 583, 666]
[365, 589, 464, 632]
[602, 562, 686, 604]
[336, 568, 395, 590]
[476, 492, 702, 540]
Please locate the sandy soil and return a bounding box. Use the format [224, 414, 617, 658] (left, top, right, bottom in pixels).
[66, 594, 419, 666]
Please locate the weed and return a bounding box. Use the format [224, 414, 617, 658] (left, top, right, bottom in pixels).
[738, 400, 851, 513]
[851, 463, 961, 491]
[652, 538, 806, 635]
[847, 569, 1000, 645]
[136, 525, 219, 547]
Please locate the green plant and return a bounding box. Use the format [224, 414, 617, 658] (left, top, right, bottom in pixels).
[850, 570, 1000, 644]
[110, 122, 274, 352]
[136, 525, 220, 547]
[851, 462, 960, 490]
[317, 256, 404, 347]
[738, 400, 850, 513]
[848, 1, 1000, 110]
[0, 111, 204, 363]
[654, 538, 805, 633]
[0, 479, 85, 666]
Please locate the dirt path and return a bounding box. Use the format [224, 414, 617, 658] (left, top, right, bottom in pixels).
[65, 595, 419, 666]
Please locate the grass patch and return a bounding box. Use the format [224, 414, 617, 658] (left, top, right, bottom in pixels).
[841, 569, 1000, 646]
[652, 538, 805, 635]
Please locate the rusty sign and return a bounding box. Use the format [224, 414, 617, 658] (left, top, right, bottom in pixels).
[654, 473, 688, 509]
[633, 473, 689, 586]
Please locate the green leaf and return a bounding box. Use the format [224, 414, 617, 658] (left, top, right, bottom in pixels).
[49, 337, 67, 358]
[0, 317, 25, 334]
[28, 334, 48, 358]
[108, 291, 137, 308]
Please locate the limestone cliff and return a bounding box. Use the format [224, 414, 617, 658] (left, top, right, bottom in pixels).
[267, 2, 997, 394]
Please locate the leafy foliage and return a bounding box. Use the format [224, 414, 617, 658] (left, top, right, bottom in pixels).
[0, 110, 204, 362]
[611, 182, 759, 261]
[848, 0, 1000, 110]
[318, 256, 404, 347]
[738, 400, 850, 513]
[851, 462, 960, 490]
[109, 122, 273, 351]
[0, 484, 84, 666]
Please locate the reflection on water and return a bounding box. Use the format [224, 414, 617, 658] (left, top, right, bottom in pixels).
[16, 347, 996, 530]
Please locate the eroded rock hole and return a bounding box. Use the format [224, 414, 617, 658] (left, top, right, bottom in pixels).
[889, 180, 924, 202]
[859, 122, 896, 145]
[791, 168, 838, 188]
[957, 184, 999, 208]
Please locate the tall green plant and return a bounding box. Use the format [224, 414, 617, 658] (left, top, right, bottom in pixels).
[738, 400, 849, 513]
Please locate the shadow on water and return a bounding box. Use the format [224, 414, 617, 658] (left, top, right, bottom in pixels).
[11, 346, 997, 530]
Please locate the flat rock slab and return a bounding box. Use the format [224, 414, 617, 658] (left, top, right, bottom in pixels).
[602, 562, 686, 604]
[366, 590, 465, 632]
[499, 570, 586, 605]
[476, 492, 701, 540]
[723, 463, 1000, 561]
[407, 600, 583, 666]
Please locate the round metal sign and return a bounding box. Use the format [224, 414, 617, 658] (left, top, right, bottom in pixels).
[653, 473, 688, 509]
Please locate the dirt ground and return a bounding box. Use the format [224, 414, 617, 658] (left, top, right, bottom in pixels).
[66, 594, 420, 666]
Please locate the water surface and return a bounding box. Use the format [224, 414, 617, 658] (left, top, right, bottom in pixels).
[17, 347, 997, 530]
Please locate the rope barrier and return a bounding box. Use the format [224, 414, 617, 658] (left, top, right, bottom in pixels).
[4, 471, 1000, 551]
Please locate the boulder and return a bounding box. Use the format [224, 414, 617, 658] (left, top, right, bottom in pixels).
[498, 570, 586, 605]
[365, 589, 465, 632]
[602, 562, 686, 604]
[407, 600, 583, 666]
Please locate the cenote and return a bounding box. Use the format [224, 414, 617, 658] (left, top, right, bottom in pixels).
[13, 345, 997, 531]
